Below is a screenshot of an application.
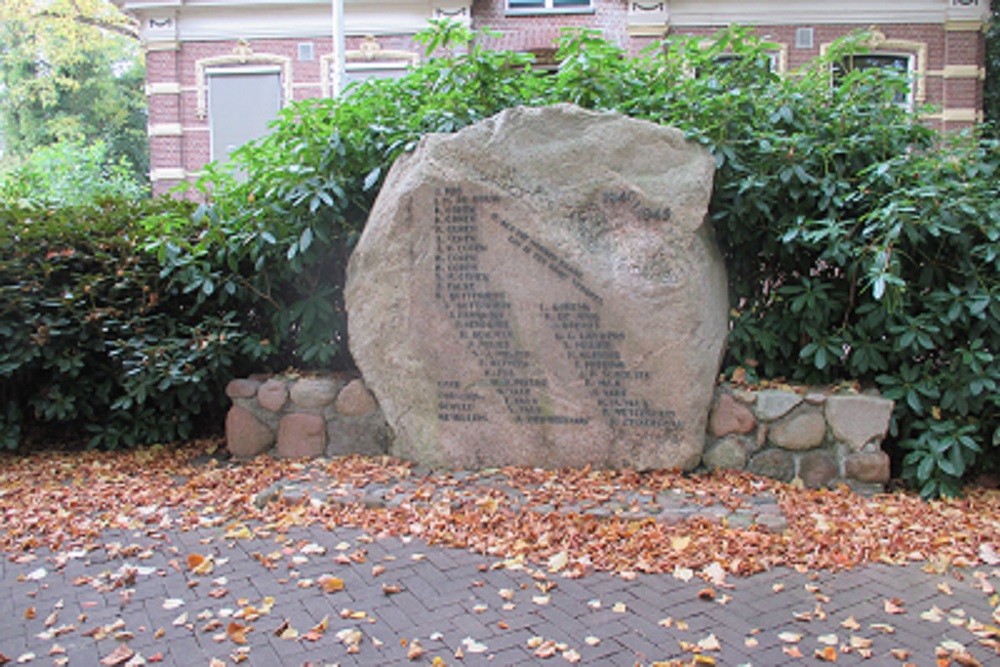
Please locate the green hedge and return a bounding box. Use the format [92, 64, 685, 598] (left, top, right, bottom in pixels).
[2, 23, 997, 498]
[0, 199, 249, 449]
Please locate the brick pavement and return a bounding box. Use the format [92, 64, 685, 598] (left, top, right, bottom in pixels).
[2, 518, 998, 666]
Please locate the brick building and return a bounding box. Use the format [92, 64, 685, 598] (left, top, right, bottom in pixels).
[113, 0, 992, 196]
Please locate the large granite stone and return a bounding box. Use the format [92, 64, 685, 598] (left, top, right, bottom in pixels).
[346, 105, 727, 470]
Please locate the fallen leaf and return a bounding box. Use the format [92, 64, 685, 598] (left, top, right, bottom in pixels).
[891, 648, 911, 659]
[922, 606, 946, 622]
[562, 648, 582, 663]
[979, 544, 1000, 566]
[100, 645, 134, 666]
[407, 639, 424, 660]
[671, 535, 691, 552]
[884, 598, 906, 614]
[697, 633, 722, 651]
[841, 616, 861, 631]
[697, 588, 716, 601]
[319, 576, 345, 593]
[547, 551, 569, 573]
[783, 645, 803, 658]
[778, 632, 803, 644]
[227, 622, 250, 645]
[815, 646, 838, 662]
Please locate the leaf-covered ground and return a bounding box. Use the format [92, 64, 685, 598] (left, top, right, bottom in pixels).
[2, 439, 999, 578]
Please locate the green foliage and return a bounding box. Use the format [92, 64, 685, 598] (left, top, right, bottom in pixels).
[0, 198, 243, 450]
[0, 0, 147, 183]
[0, 140, 148, 206]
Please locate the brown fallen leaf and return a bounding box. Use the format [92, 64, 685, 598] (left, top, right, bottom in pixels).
[99, 645, 134, 666]
[840, 616, 861, 631]
[407, 639, 424, 660]
[782, 645, 803, 658]
[227, 621, 250, 645]
[815, 646, 838, 662]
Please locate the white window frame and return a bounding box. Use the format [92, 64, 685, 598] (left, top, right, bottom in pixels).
[820, 30, 927, 111]
[833, 52, 917, 109]
[506, 0, 594, 16]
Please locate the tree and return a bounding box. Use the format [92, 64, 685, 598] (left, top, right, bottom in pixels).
[0, 0, 147, 181]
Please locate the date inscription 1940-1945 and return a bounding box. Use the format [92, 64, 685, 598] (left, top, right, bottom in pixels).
[432, 186, 678, 432]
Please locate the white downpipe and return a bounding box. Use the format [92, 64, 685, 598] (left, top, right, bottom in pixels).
[331, 0, 346, 96]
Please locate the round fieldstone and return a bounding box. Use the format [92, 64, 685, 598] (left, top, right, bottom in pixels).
[257, 379, 288, 413]
[844, 451, 891, 483]
[825, 394, 893, 452]
[768, 409, 826, 450]
[747, 449, 795, 482]
[289, 377, 340, 410]
[702, 435, 749, 470]
[799, 450, 839, 489]
[226, 378, 261, 399]
[754, 390, 803, 421]
[335, 379, 379, 416]
[226, 405, 274, 458]
[708, 393, 756, 437]
[276, 413, 327, 458]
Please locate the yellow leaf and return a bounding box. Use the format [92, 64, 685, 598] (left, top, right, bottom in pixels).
[320, 576, 344, 593]
[670, 535, 692, 552]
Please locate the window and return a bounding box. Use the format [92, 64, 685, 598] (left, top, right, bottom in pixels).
[506, 0, 592, 14]
[834, 53, 913, 107]
[207, 68, 282, 163]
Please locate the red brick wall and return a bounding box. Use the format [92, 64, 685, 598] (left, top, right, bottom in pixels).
[147, 2, 986, 195]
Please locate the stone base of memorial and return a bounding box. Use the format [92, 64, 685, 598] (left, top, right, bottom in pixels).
[705, 383, 894, 494]
[224, 374, 390, 459]
[223, 372, 894, 493]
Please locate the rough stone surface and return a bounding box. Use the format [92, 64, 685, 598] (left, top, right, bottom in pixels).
[327, 415, 391, 458]
[709, 393, 756, 437]
[226, 378, 261, 399]
[754, 390, 804, 421]
[335, 379, 379, 416]
[768, 409, 827, 451]
[800, 450, 839, 489]
[826, 394, 893, 451]
[226, 406, 274, 458]
[276, 413, 326, 458]
[702, 436, 749, 470]
[747, 449, 795, 483]
[845, 451, 891, 483]
[346, 105, 727, 470]
[257, 379, 289, 413]
[289, 377, 340, 410]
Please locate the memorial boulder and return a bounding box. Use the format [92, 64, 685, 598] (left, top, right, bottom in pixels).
[346, 105, 728, 470]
